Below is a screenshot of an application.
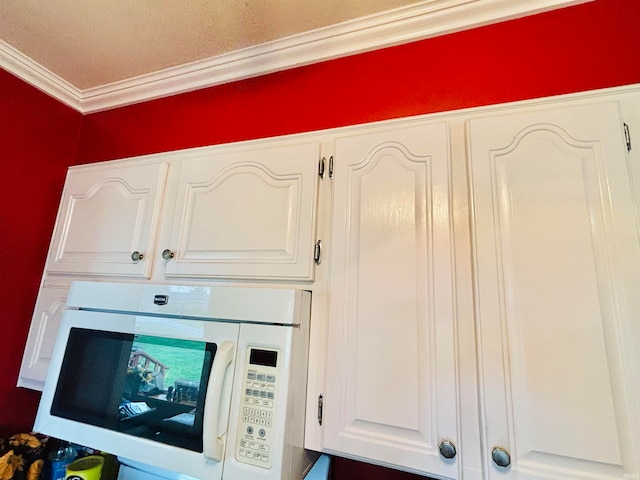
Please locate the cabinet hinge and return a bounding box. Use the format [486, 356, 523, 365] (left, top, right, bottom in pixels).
[319, 157, 326, 180]
[317, 394, 324, 425]
[318, 156, 334, 180]
[624, 123, 632, 151]
[314, 240, 323, 265]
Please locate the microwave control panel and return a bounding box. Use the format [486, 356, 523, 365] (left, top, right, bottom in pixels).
[235, 347, 280, 469]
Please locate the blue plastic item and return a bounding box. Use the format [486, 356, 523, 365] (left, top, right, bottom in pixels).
[304, 454, 331, 480]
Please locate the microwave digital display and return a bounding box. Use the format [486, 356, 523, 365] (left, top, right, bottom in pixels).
[249, 348, 278, 367]
[50, 328, 216, 452]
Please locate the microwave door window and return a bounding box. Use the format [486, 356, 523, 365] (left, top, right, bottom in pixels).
[50, 328, 216, 452]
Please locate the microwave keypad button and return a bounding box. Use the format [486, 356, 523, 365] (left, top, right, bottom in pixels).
[257, 374, 266, 381]
[247, 372, 257, 380]
[246, 426, 254, 435]
[266, 375, 276, 383]
[259, 428, 266, 438]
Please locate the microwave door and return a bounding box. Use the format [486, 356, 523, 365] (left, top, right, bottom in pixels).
[35, 309, 240, 480]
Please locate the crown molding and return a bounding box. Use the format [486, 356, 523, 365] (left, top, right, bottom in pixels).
[1, 0, 592, 114]
[0, 41, 84, 111]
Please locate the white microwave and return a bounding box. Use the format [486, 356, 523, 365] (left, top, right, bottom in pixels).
[34, 281, 319, 480]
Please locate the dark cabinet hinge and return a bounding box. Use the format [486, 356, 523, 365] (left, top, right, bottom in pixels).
[318, 156, 334, 180]
[624, 123, 632, 151]
[314, 240, 323, 265]
[318, 394, 324, 425]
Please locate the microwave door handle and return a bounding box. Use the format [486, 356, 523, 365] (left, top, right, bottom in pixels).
[202, 340, 236, 462]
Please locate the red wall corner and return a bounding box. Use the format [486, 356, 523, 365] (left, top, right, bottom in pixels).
[0, 68, 83, 438]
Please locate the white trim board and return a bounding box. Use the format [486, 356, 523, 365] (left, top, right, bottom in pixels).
[0, 0, 591, 114]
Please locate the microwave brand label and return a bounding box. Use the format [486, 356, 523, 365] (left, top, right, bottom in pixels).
[154, 295, 169, 305]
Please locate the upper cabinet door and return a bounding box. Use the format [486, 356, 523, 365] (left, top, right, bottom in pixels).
[162, 141, 320, 281]
[468, 102, 640, 479]
[323, 121, 460, 479]
[46, 161, 169, 279]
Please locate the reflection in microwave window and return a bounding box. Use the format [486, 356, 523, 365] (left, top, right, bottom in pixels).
[120, 336, 208, 419]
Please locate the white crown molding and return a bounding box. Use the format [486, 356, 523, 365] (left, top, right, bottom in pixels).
[1, 0, 592, 114]
[0, 41, 84, 112]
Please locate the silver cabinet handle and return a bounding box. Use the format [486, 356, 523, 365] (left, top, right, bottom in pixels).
[439, 440, 457, 459]
[492, 446, 511, 468]
[131, 251, 144, 262]
[162, 249, 175, 260]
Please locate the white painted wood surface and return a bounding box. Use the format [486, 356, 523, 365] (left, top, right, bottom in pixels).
[160, 141, 320, 280]
[322, 120, 460, 479]
[467, 101, 640, 479]
[18, 283, 69, 390]
[45, 160, 169, 278]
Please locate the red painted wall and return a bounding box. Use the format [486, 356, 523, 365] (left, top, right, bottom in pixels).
[76, 0, 640, 164]
[0, 69, 83, 438]
[2, 0, 639, 478]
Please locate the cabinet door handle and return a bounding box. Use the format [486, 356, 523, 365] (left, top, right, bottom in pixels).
[491, 446, 511, 468]
[439, 440, 457, 459]
[131, 251, 144, 262]
[162, 249, 175, 260]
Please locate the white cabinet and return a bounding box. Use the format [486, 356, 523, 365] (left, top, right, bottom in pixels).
[44, 140, 321, 282]
[159, 141, 320, 280]
[18, 283, 69, 390]
[312, 94, 640, 480]
[20, 138, 321, 391]
[322, 120, 460, 479]
[45, 160, 169, 279]
[467, 102, 640, 479]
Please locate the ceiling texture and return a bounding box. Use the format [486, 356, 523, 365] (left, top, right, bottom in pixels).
[0, 0, 590, 112]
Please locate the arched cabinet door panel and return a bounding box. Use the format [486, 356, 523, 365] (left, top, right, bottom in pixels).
[18, 284, 69, 391]
[323, 120, 460, 480]
[46, 160, 169, 279]
[162, 141, 320, 281]
[467, 101, 640, 480]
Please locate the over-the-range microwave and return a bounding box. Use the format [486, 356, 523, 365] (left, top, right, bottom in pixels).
[34, 281, 320, 480]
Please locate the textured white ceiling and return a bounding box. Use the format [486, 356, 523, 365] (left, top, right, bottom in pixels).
[0, 0, 419, 90]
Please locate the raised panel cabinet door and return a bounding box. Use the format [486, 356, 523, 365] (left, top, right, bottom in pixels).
[46, 161, 169, 278]
[323, 121, 460, 479]
[468, 102, 640, 479]
[18, 284, 68, 391]
[163, 141, 320, 280]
